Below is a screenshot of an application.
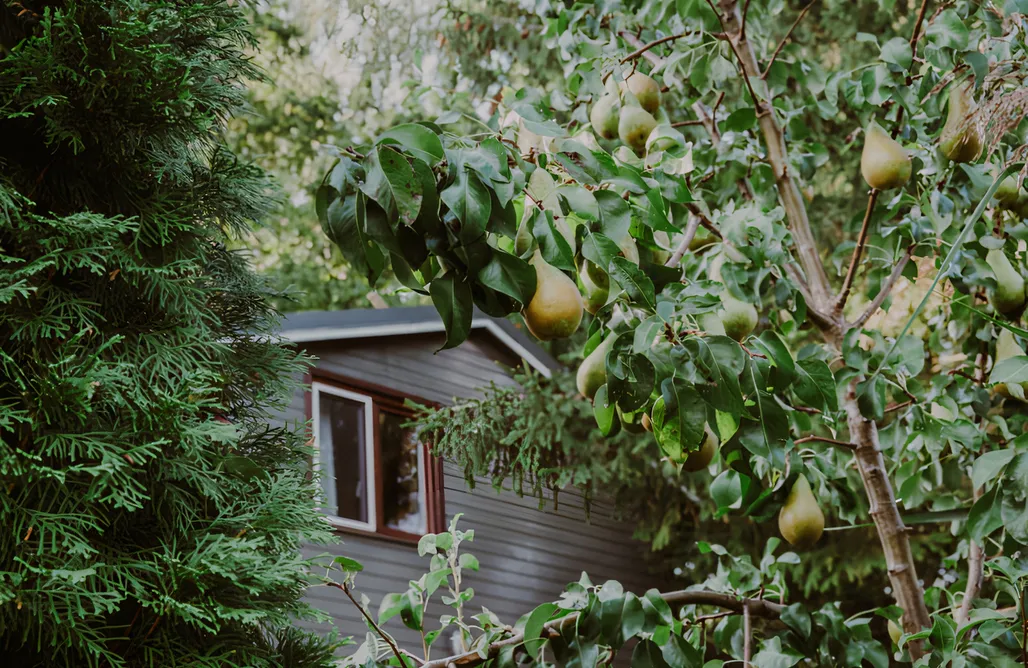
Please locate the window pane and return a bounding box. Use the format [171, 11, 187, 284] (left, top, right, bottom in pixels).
[318, 391, 368, 524]
[379, 411, 424, 533]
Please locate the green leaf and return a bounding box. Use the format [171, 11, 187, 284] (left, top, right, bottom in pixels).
[609, 256, 655, 310]
[377, 123, 445, 164]
[458, 553, 480, 571]
[780, 603, 811, 639]
[430, 273, 474, 351]
[581, 233, 621, 278]
[361, 146, 423, 225]
[989, 356, 1028, 386]
[594, 190, 632, 240]
[661, 377, 707, 453]
[972, 450, 1017, 489]
[753, 330, 796, 391]
[318, 191, 386, 284]
[531, 209, 576, 271]
[332, 556, 364, 573]
[620, 594, 645, 641]
[793, 359, 838, 412]
[967, 487, 1004, 542]
[630, 639, 671, 668]
[378, 592, 409, 624]
[523, 603, 558, 655]
[441, 168, 492, 245]
[477, 250, 537, 306]
[751, 637, 802, 668]
[880, 37, 912, 69]
[925, 9, 969, 50]
[964, 53, 988, 91]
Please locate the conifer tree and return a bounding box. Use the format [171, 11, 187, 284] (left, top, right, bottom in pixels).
[0, 2, 335, 666]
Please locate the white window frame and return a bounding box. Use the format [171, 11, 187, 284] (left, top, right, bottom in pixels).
[311, 381, 377, 532]
[311, 380, 432, 537]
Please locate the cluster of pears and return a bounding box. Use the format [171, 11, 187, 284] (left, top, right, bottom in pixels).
[590, 72, 662, 156]
[859, 81, 984, 191]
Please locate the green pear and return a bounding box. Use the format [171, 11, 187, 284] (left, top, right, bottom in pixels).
[523, 250, 584, 340]
[579, 262, 610, 315]
[861, 120, 911, 190]
[576, 333, 615, 401]
[590, 93, 621, 140]
[619, 72, 661, 114]
[940, 82, 982, 164]
[681, 425, 719, 472]
[778, 474, 825, 549]
[719, 294, 758, 342]
[986, 248, 1026, 315]
[618, 105, 658, 156]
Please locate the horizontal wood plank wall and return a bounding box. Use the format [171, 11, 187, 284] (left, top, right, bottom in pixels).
[286, 331, 658, 659]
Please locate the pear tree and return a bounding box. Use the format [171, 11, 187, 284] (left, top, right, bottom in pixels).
[317, 0, 1028, 663]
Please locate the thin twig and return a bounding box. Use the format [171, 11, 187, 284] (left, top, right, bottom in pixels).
[884, 400, 914, 413]
[704, 0, 763, 108]
[850, 244, 915, 328]
[743, 600, 752, 666]
[615, 31, 693, 67]
[671, 119, 706, 127]
[891, 0, 932, 136]
[794, 435, 857, 450]
[835, 189, 880, 314]
[667, 214, 701, 268]
[957, 347, 989, 626]
[740, 0, 753, 40]
[762, 1, 817, 78]
[332, 581, 409, 668]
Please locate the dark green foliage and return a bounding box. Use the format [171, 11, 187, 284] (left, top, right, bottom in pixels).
[0, 2, 335, 666]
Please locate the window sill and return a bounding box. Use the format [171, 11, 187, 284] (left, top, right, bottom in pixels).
[322, 516, 425, 546]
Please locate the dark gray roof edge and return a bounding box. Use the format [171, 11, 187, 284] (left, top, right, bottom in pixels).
[276, 306, 562, 374]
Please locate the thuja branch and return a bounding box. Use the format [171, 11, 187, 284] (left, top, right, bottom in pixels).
[418, 590, 785, 668]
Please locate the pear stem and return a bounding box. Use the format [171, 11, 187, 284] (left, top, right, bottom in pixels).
[793, 435, 856, 450]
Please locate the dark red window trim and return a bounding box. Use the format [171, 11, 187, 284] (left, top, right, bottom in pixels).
[304, 370, 446, 544]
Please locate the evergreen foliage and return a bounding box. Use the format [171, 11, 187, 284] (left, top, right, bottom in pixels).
[0, 2, 335, 666]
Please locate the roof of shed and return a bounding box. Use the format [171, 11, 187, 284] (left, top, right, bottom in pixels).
[277, 306, 561, 377]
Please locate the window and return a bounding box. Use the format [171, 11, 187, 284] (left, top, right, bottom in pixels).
[311, 378, 442, 539]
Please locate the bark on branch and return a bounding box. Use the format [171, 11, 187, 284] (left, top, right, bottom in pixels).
[850, 245, 915, 329]
[419, 590, 784, 668]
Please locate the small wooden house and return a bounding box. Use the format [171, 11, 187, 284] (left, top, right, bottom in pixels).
[276, 306, 655, 653]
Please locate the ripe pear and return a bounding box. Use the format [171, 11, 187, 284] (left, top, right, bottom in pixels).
[888, 619, 903, 646]
[681, 425, 718, 472]
[719, 294, 758, 342]
[579, 262, 609, 315]
[861, 121, 911, 190]
[523, 251, 584, 340]
[986, 248, 1026, 315]
[618, 106, 658, 156]
[940, 82, 982, 164]
[778, 474, 825, 549]
[590, 93, 621, 140]
[619, 72, 661, 115]
[576, 333, 615, 401]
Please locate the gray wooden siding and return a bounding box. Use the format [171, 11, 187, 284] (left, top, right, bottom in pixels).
[286, 330, 658, 658]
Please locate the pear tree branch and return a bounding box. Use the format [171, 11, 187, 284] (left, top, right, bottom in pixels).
[794, 435, 857, 450]
[418, 590, 785, 668]
[835, 189, 881, 314]
[762, 1, 818, 78]
[850, 245, 915, 328]
[666, 214, 702, 268]
[711, 0, 931, 656]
